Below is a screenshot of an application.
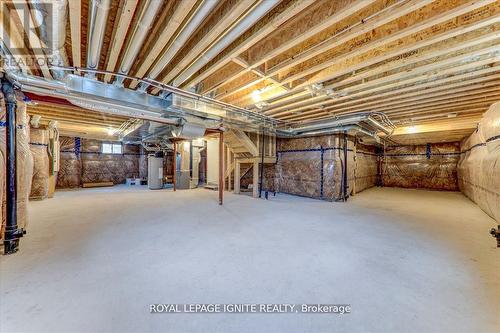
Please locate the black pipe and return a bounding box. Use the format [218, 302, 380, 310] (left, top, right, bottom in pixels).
[259, 132, 265, 198]
[343, 131, 348, 202]
[2, 79, 24, 254]
[189, 140, 193, 178]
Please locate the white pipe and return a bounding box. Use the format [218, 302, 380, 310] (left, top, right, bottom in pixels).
[291, 115, 368, 134]
[173, 0, 280, 87]
[116, 0, 163, 82]
[366, 117, 393, 135]
[294, 125, 375, 138]
[30, 0, 69, 78]
[87, 0, 111, 70]
[143, 0, 218, 82]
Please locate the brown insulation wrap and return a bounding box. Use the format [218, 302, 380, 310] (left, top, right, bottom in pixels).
[57, 136, 81, 188]
[277, 150, 322, 198]
[1, 102, 34, 239]
[56, 137, 143, 188]
[276, 134, 355, 201]
[382, 143, 460, 191]
[458, 101, 500, 222]
[80, 139, 140, 184]
[355, 145, 379, 193]
[29, 128, 50, 200]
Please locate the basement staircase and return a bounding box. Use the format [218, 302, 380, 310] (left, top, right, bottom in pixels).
[223, 129, 276, 197]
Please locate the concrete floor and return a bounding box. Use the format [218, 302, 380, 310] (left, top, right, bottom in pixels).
[0, 186, 499, 333]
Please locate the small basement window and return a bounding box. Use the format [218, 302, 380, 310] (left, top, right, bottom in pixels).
[102, 143, 123, 154]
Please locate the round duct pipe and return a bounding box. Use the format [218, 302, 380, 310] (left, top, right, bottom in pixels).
[172, 123, 206, 139]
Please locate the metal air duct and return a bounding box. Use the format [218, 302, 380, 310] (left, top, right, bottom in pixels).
[29, 0, 69, 79]
[172, 123, 207, 139]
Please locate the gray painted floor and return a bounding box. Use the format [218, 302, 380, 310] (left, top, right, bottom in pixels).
[1, 186, 499, 333]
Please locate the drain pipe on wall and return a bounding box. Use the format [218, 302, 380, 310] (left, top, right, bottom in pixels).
[1, 78, 25, 254]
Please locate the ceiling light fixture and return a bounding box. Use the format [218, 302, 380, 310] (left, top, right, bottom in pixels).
[251, 89, 262, 103]
[407, 125, 417, 134]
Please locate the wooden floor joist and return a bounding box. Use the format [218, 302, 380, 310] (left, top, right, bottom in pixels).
[1, 0, 498, 144]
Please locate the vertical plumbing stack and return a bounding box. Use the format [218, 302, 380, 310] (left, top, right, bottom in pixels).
[0, 96, 34, 250]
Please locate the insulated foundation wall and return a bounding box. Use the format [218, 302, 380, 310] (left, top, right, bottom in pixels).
[56, 137, 143, 188]
[80, 139, 140, 184]
[458, 101, 500, 222]
[265, 136, 461, 200]
[382, 143, 460, 191]
[57, 137, 81, 188]
[274, 134, 357, 201]
[355, 144, 379, 193]
[1, 102, 34, 240]
[29, 128, 50, 200]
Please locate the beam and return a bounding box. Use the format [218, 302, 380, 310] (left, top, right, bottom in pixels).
[263, 28, 500, 113]
[301, 1, 499, 89]
[280, 67, 500, 119]
[280, 78, 500, 121]
[232, 129, 259, 156]
[219, 131, 224, 205]
[161, 0, 259, 85]
[234, 160, 240, 194]
[285, 0, 493, 86]
[271, 51, 500, 117]
[181, 0, 312, 89]
[0, 4, 32, 74]
[289, 97, 499, 123]
[201, 0, 378, 94]
[226, 145, 232, 192]
[173, 142, 177, 191]
[282, 68, 500, 119]
[128, 0, 198, 89]
[11, 1, 52, 78]
[103, 0, 138, 82]
[234, 3, 500, 107]
[68, 0, 81, 67]
[252, 161, 259, 198]
[215, 0, 432, 99]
